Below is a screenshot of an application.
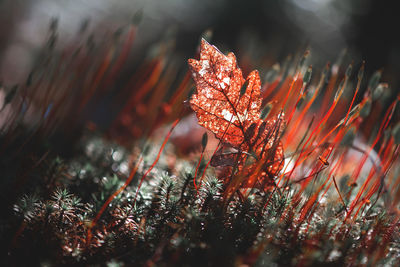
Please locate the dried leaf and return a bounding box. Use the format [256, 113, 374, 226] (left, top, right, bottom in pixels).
[188, 40, 286, 187]
[189, 39, 261, 148]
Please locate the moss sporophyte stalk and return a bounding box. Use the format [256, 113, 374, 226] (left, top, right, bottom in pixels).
[2, 19, 400, 267]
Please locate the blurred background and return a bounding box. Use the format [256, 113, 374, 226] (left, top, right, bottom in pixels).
[0, 0, 399, 129]
[1, 0, 399, 81]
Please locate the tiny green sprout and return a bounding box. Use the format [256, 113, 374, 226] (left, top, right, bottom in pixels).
[113, 27, 124, 39]
[384, 128, 391, 143]
[240, 80, 250, 96]
[261, 103, 273, 120]
[360, 99, 372, 118]
[334, 80, 344, 101]
[86, 34, 95, 50]
[341, 127, 356, 146]
[201, 132, 208, 151]
[47, 33, 57, 50]
[392, 122, 400, 145]
[303, 66, 312, 85]
[345, 63, 353, 77]
[298, 50, 310, 70]
[52, 188, 73, 203]
[296, 95, 305, 109]
[203, 176, 222, 195]
[49, 17, 59, 32]
[368, 70, 381, 91]
[143, 144, 151, 156]
[26, 72, 34, 87]
[161, 171, 174, 189]
[78, 18, 90, 34]
[372, 83, 386, 101]
[264, 63, 280, 83]
[323, 63, 331, 83]
[357, 62, 365, 81]
[132, 9, 144, 25]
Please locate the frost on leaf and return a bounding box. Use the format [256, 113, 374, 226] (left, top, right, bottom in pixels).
[188, 39, 285, 186]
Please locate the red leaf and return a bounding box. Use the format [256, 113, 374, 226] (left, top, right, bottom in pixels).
[188, 39, 285, 186]
[189, 39, 262, 147]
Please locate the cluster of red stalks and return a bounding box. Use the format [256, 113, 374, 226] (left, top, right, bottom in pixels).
[273, 58, 400, 223]
[254, 56, 400, 262]
[92, 37, 399, 254]
[1, 18, 190, 244]
[1, 19, 142, 144]
[2, 18, 399, 257]
[74, 32, 400, 249]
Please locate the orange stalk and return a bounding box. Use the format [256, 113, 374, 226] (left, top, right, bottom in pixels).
[86, 118, 180, 245]
[101, 26, 137, 92]
[132, 118, 180, 206]
[79, 45, 115, 111]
